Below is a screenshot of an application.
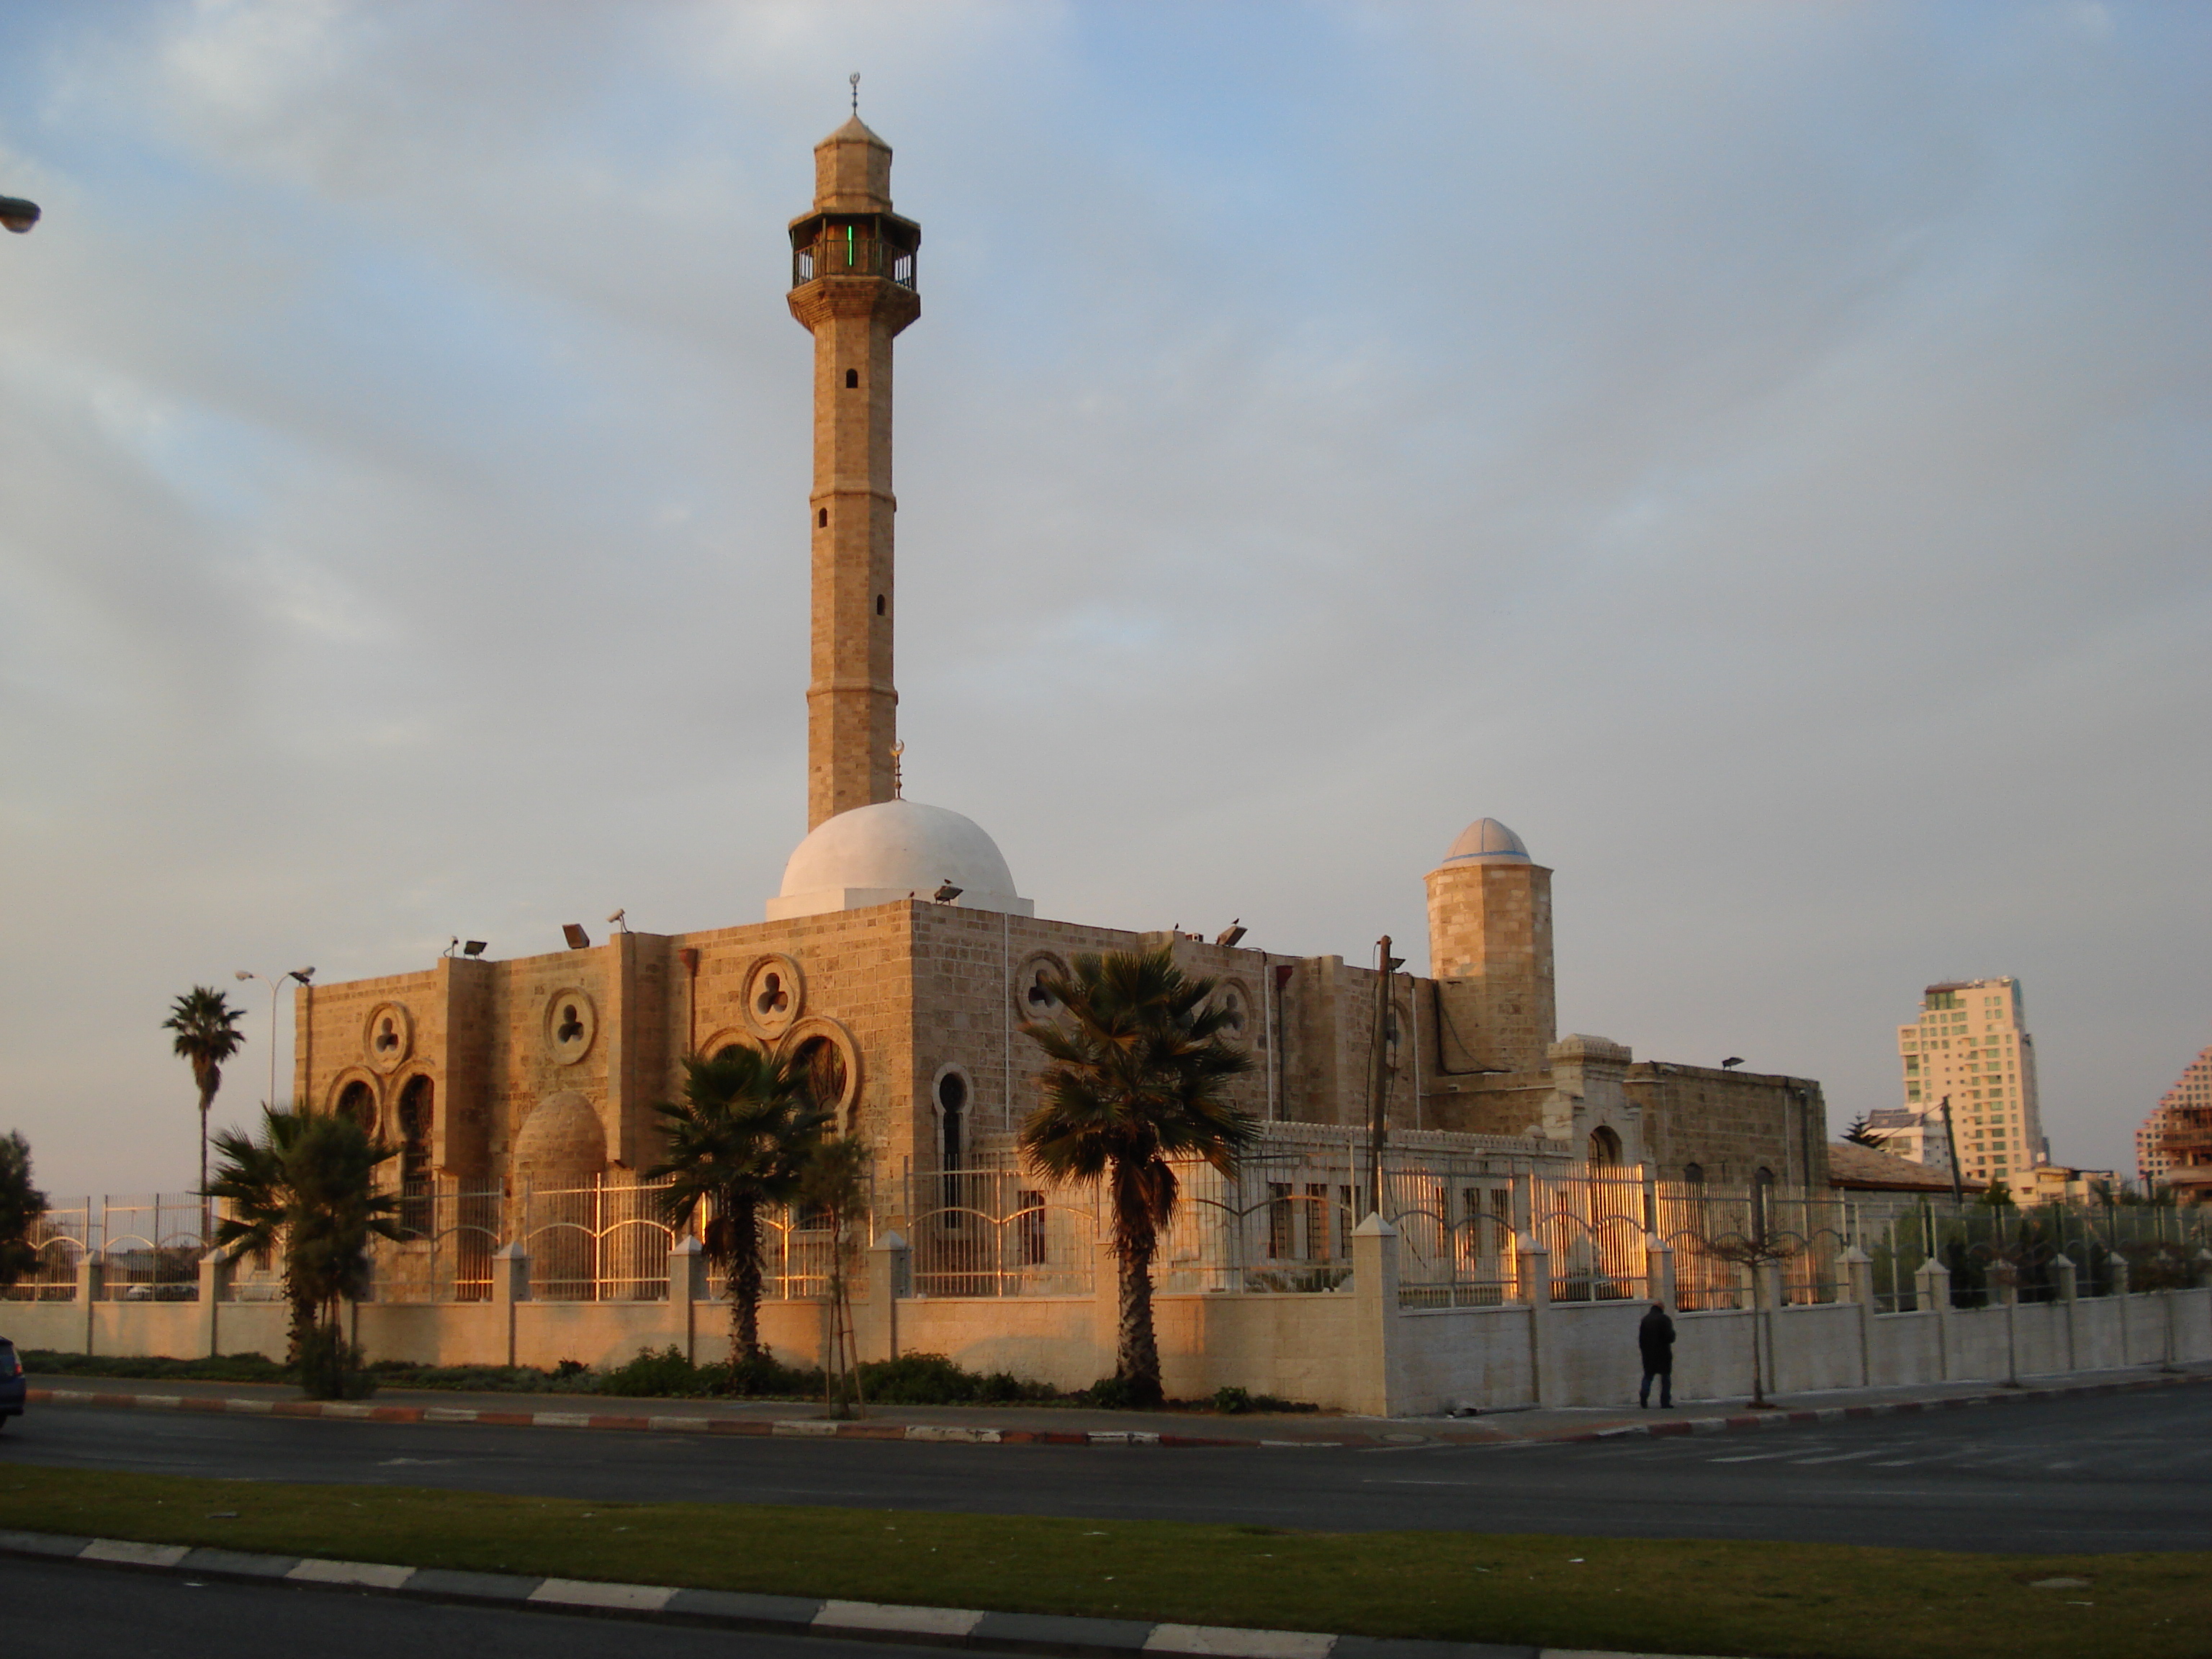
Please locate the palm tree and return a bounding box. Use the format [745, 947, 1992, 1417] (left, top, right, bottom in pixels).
[0, 1130, 48, 1290]
[1018, 947, 1258, 1408]
[207, 1107, 402, 1382]
[164, 986, 247, 1241]
[647, 1047, 831, 1367]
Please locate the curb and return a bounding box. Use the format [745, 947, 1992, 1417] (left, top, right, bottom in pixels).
[24, 1367, 2207, 1449]
[1555, 1368, 2211, 1447]
[0, 1526, 1741, 1659]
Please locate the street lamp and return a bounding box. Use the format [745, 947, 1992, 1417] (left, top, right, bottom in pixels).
[233, 967, 315, 1112]
[0, 197, 38, 234]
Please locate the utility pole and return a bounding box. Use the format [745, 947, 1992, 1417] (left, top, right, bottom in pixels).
[1938, 1094, 1964, 1207]
[1364, 936, 1403, 1220]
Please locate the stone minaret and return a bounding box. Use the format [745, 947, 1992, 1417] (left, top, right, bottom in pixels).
[788, 114, 922, 830]
[1426, 819, 1557, 1076]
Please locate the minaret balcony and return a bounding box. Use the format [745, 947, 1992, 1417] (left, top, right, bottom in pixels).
[790, 212, 919, 291]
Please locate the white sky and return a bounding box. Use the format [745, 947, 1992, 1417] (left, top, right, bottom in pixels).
[2, 1, 2206, 1196]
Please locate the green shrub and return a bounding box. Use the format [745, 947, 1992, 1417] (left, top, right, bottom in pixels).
[855, 1352, 1056, 1405]
[22, 1350, 289, 1384]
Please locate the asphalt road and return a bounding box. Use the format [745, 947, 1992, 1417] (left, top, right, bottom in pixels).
[0, 1555, 943, 1659]
[6, 1387, 2208, 1552]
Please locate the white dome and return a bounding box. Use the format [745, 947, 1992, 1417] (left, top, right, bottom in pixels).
[1438, 817, 1532, 866]
[767, 799, 1035, 920]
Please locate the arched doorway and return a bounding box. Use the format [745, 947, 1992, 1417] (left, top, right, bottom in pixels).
[1587, 1125, 1623, 1167]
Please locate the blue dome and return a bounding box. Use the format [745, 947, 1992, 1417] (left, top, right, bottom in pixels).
[1439, 817, 1531, 866]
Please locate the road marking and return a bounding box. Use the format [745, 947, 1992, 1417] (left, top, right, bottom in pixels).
[1791, 1449, 1884, 1465]
[1708, 1452, 1796, 1463]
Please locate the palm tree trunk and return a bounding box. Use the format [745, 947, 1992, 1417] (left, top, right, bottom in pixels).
[729, 1198, 763, 1365]
[1116, 1223, 1164, 1407]
[197, 1084, 216, 1249]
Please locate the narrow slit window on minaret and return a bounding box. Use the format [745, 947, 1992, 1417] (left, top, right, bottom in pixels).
[817, 508, 828, 528]
[876, 594, 885, 615]
[845, 369, 859, 388]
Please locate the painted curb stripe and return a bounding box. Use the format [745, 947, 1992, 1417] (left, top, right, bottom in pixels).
[816, 1599, 986, 1636]
[1144, 1622, 1337, 1658]
[531, 1576, 677, 1611]
[288, 1557, 416, 1588]
[81, 1539, 190, 1568]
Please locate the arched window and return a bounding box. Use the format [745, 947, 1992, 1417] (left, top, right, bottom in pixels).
[1681, 1161, 1705, 1188]
[336, 1080, 375, 1133]
[397, 1075, 434, 1235]
[1587, 1125, 1623, 1167]
[938, 1070, 968, 1168]
[792, 1035, 848, 1124]
[937, 1070, 969, 1228]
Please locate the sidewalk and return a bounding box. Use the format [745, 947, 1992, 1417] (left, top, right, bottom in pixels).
[26, 1358, 2209, 1448]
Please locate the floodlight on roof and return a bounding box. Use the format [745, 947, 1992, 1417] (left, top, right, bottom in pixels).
[933, 881, 963, 903]
[563, 924, 591, 950]
[1215, 921, 1247, 949]
[462, 940, 487, 958]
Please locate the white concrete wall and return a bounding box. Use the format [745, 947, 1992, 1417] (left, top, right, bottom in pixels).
[12, 1274, 2208, 1417]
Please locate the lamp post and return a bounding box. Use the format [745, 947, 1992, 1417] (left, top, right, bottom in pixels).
[233, 968, 315, 1113]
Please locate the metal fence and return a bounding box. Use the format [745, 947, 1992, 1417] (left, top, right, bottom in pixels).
[0, 1195, 207, 1303]
[17, 1164, 2207, 1316]
[1847, 1195, 2212, 1311]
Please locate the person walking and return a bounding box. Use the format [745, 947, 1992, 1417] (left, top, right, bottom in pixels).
[1638, 1301, 1676, 1408]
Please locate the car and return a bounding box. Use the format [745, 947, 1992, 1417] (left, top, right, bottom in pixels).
[0, 1337, 24, 1429]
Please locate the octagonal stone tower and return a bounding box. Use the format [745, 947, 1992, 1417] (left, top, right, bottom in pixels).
[788, 114, 922, 830]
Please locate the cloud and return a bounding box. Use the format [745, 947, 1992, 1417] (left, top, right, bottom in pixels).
[0, 1, 2205, 1191]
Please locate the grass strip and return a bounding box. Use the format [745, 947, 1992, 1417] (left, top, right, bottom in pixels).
[3, 1465, 2196, 1659]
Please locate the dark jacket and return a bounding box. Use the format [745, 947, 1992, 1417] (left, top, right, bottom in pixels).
[1638, 1305, 1676, 1372]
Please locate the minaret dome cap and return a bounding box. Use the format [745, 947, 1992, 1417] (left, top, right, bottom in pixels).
[1438, 817, 1532, 866]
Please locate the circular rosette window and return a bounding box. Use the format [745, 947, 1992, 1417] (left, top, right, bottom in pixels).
[363, 1003, 413, 1075]
[742, 953, 805, 1041]
[543, 989, 598, 1066]
[1010, 950, 1071, 1026]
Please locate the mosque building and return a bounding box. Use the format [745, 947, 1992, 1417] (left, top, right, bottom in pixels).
[292, 113, 1827, 1228]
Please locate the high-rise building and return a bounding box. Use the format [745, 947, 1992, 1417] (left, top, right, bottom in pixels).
[1895, 978, 2043, 1187]
[2141, 1046, 2212, 1194]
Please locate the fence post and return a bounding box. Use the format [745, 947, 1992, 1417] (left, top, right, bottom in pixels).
[76, 1251, 102, 1357]
[1350, 1213, 1403, 1416]
[667, 1237, 706, 1364]
[1644, 1233, 1675, 1311]
[198, 1245, 236, 1360]
[866, 1231, 909, 1364]
[1516, 1233, 1552, 1408]
[2105, 1256, 2123, 1362]
[2050, 1253, 2079, 1372]
[1840, 1245, 1874, 1388]
[1915, 1257, 1954, 1381]
[493, 1241, 530, 1370]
